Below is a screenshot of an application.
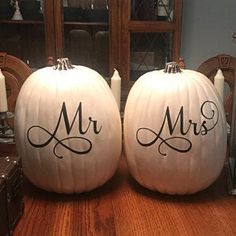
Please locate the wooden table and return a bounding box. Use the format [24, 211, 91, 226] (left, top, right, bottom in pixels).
[1, 144, 236, 236]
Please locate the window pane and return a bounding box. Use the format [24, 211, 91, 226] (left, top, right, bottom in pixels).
[0, 1, 45, 68]
[130, 32, 172, 80]
[131, 0, 174, 21]
[63, 1, 109, 77]
[64, 27, 109, 77]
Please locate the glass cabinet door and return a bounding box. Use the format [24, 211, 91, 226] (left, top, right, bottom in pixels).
[130, 32, 172, 80]
[62, 0, 109, 78]
[117, 0, 182, 82]
[130, 0, 176, 80]
[131, 0, 174, 21]
[0, 0, 50, 68]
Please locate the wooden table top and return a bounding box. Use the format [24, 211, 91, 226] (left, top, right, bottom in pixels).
[1, 144, 236, 236]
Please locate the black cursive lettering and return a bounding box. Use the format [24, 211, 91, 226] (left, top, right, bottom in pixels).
[136, 100, 219, 156]
[27, 102, 102, 158]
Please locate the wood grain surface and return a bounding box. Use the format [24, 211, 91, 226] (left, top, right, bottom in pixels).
[1, 145, 236, 236]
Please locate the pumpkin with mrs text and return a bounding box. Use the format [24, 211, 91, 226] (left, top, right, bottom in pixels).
[15, 58, 122, 193]
[124, 62, 227, 194]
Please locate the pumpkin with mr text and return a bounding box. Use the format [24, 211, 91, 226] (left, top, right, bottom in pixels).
[124, 62, 227, 195]
[15, 58, 122, 193]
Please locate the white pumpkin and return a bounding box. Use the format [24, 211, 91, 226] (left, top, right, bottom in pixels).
[124, 62, 227, 194]
[15, 58, 122, 193]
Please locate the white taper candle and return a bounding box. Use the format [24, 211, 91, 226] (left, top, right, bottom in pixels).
[0, 69, 8, 112]
[111, 69, 121, 111]
[214, 68, 224, 102]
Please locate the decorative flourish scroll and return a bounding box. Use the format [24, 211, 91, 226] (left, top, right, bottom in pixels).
[136, 101, 219, 156]
[27, 102, 102, 159]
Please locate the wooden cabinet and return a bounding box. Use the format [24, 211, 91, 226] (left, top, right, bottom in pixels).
[53, 1, 110, 77]
[110, 0, 183, 110]
[0, 1, 55, 68]
[0, 0, 182, 81]
[111, 0, 183, 84]
[0, 1, 110, 75]
[0, 20, 46, 68]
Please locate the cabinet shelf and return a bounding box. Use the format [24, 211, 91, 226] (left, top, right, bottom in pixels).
[64, 22, 108, 26]
[0, 20, 108, 27]
[0, 0, 182, 93]
[0, 20, 108, 26]
[0, 20, 44, 25]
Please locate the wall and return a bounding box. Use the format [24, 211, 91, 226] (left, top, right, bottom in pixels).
[181, 0, 236, 69]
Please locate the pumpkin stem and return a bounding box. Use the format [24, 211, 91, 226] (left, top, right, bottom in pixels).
[164, 62, 182, 73]
[54, 58, 74, 70]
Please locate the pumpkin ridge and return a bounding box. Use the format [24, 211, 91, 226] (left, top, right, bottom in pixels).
[185, 72, 197, 193]
[193, 73, 225, 192]
[197, 73, 227, 184]
[190, 74, 204, 192]
[124, 80, 142, 185]
[30, 76, 45, 188]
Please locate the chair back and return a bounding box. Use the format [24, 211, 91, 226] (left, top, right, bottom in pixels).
[0, 52, 31, 127]
[197, 54, 236, 124]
